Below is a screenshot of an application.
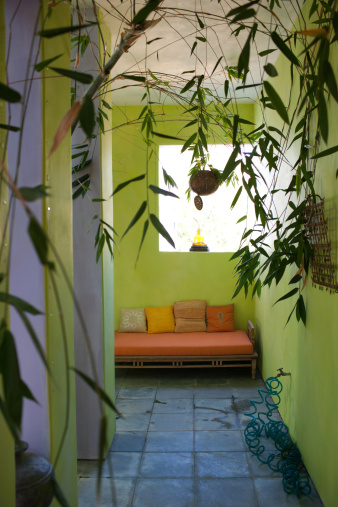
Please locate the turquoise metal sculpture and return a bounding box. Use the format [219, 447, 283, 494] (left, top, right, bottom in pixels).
[244, 376, 311, 496]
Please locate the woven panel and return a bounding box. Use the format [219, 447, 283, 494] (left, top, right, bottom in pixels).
[174, 300, 206, 333]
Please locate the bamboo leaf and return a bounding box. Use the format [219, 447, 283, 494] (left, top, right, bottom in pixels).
[196, 13, 205, 28]
[17, 310, 50, 373]
[323, 60, 338, 102]
[181, 133, 197, 153]
[231, 8, 256, 23]
[259, 49, 276, 57]
[311, 145, 338, 159]
[149, 185, 179, 198]
[96, 234, 105, 263]
[18, 185, 49, 202]
[50, 67, 93, 84]
[37, 24, 96, 38]
[289, 273, 302, 284]
[0, 82, 21, 103]
[271, 31, 300, 67]
[136, 220, 149, 264]
[264, 63, 278, 77]
[28, 218, 53, 268]
[150, 214, 175, 248]
[49, 101, 82, 157]
[296, 295, 306, 325]
[131, 0, 162, 24]
[72, 368, 118, 412]
[180, 78, 196, 94]
[122, 201, 147, 239]
[211, 57, 223, 76]
[0, 124, 20, 132]
[222, 145, 241, 180]
[0, 329, 23, 428]
[227, 0, 259, 17]
[0, 293, 42, 315]
[152, 131, 183, 141]
[238, 32, 252, 81]
[263, 81, 289, 124]
[231, 186, 243, 209]
[318, 91, 328, 143]
[224, 79, 229, 97]
[112, 174, 145, 196]
[79, 96, 95, 138]
[232, 115, 239, 146]
[34, 54, 63, 72]
[273, 287, 298, 305]
[120, 74, 146, 83]
[49, 476, 70, 507]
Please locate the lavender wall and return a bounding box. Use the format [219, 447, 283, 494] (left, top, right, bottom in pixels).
[6, 0, 49, 457]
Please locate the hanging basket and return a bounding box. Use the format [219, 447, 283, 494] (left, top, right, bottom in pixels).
[189, 170, 219, 196]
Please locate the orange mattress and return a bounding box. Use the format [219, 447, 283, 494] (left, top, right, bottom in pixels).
[115, 330, 254, 356]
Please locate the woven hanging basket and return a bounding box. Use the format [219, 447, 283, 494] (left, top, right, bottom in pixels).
[189, 170, 219, 196]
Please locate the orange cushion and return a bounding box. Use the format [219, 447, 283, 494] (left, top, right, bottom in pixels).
[145, 306, 175, 334]
[207, 304, 235, 332]
[115, 330, 253, 356]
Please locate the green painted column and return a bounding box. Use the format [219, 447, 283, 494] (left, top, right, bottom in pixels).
[41, 2, 78, 505]
[0, 0, 15, 503]
[99, 14, 116, 451]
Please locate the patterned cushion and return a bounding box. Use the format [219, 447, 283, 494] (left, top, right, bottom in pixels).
[119, 308, 147, 333]
[145, 306, 175, 334]
[174, 300, 206, 333]
[206, 304, 235, 332]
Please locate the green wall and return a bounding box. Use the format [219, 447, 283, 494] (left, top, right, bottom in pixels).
[113, 104, 255, 331]
[41, 2, 78, 505]
[254, 3, 338, 505]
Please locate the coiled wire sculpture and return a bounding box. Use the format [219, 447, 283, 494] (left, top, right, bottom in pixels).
[244, 376, 311, 497]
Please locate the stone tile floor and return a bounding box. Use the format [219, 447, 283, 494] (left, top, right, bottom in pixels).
[78, 367, 323, 506]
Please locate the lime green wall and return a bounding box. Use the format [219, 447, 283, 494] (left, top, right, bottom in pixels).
[99, 14, 116, 451]
[41, 2, 77, 505]
[254, 3, 338, 505]
[0, 0, 15, 503]
[113, 104, 255, 330]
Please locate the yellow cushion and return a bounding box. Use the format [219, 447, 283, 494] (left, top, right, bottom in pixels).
[145, 306, 175, 334]
[207, 304, 235, 332]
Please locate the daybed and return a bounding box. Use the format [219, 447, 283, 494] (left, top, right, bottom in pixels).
[115, 301, 258, 378]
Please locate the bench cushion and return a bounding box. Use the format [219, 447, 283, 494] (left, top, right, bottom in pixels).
[115, 330, 254, 356]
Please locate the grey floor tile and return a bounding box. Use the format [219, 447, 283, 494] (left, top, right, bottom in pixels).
[156, 387, 194, 399]
[194, 387, 234, 398]
[254, 477, 324, 506]
[153, 398, 193, 414]
[78, 477, 135, 507]
[139, 452, 193, 478]
[194, 410, 238, 430]
[118, 387, 157, 399]
[194, 398, 233, 411]
[132, 478, 194, 507]
[195, 452, 250, 478]
[195, 430, 245, 451]
[246, 452, 281, 478]
[110, 432, 147, 452]
[149, 413, 193, 431]
[194, 376, 230, 387]
[195, 478, 259, 507]
[78, 453, 142, 478]
[159, 378, 195, 387]
[117, 413, 151, 432]
[145, 431, 194, 452]
[116, 398, 154, 414]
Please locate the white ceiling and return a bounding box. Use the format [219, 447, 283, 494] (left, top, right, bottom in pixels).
[92, 0, 297, 105]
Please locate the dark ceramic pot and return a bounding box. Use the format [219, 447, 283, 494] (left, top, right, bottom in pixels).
[189, 170, 219, 196]
[15, 442, 54, 507]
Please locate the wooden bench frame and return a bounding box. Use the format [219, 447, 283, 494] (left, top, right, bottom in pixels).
[115, 320, 258, 379]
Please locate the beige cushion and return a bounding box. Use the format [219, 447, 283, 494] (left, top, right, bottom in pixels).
[119, 308, 147, 333]
[174, 300, 206, 333]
